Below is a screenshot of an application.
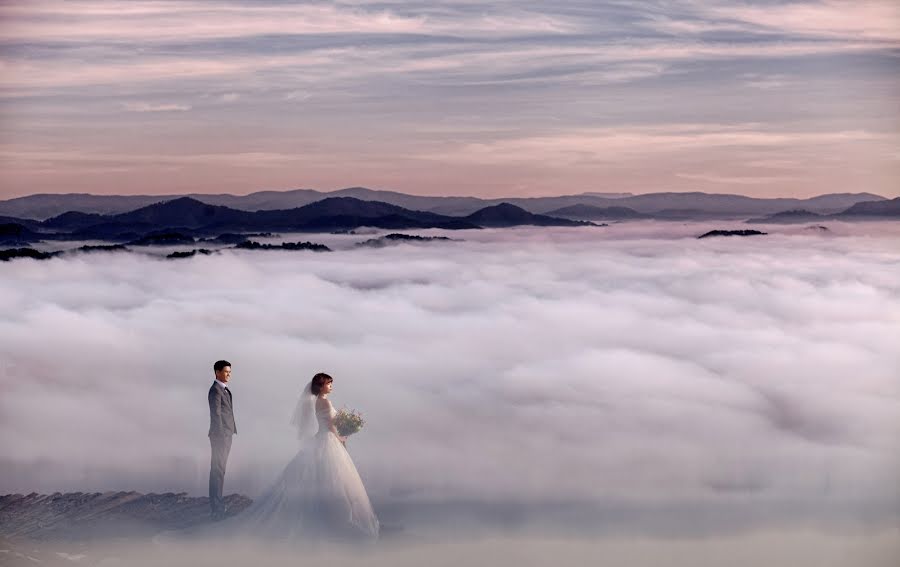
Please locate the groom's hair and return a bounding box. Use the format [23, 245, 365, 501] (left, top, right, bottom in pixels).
[214, 360, 231, 372]
[310, 372, 333, 395]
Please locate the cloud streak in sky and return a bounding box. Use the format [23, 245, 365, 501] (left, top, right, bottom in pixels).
[425, 124, 891, 164]
[122, 102, 192, 113]
[3, 1, 897, 44]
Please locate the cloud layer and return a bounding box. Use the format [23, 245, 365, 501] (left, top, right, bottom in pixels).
[1, 223, 898, 539]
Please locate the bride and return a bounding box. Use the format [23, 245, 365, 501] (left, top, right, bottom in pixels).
[236, 372, 380, 541]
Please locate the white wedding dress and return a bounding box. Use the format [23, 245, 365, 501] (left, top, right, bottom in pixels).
[235, 392, 380, 541]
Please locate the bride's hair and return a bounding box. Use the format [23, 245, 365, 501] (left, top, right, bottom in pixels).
[309, 372, 333, 395]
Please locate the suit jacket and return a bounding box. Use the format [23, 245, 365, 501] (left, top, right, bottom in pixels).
[208, 382, 237, 437]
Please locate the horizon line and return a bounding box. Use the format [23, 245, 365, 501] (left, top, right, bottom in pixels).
[0, 186, 889, 203]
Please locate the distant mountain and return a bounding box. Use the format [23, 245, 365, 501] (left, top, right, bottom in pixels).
[234, 240, 331, 252]
[0, 222, 36, 238]
[652, 208, 730, 219]
[0, 188, 482, 219]
[0, 215, 41, 230]
[244, 197, 480, 231]
[356, 233, 454, 248]
[746, 209, 825, 224]
[127, 231, 196, 246]
[580, 192, 634, 198]
[256, 196, 445, 224]
[42, 211, 108, 230]
[802, 193, 889, 213]
[17, 196, 482, 242]
[0, 193, 173, 220]
[168, 248, 214, 259]
[0, 247, 57, 261]
[0, 190, 327, 220]
[545, 204, 650, 220]
[68, 222, 152, 242]
[698, 229, 767, 239]
[431, 192, 888, 217]
[42, 200, 239, 239]
[747, 198, 900, 223]
[200, 232, 274, 244]
[0, 222, 38, 246]
[1, 189, 886, 220]
[611, 192, 886, 216]
[464, 203, 591, 227]
[835, 197, 900, 217]
[71, 244, 129, 254]
[193, 188, 323, 210]
[61, 199, 290, 239]
[110, 196, 248, 228]
[307, 187, 488, 217]
[5, 192, 895, 245]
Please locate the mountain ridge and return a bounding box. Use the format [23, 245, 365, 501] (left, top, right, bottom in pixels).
[463, 203, 592, 227]
[0, 189, 886, 220]
[1, 194, 897, 245]
[3, 197, 590, 242]
[545, 204, 651, 220]
[747, 197, 900, 223]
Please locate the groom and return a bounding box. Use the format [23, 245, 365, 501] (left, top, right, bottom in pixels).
[208, 359, 237, 520]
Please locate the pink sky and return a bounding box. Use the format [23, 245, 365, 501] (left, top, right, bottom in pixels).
[1, 1, 898, 199]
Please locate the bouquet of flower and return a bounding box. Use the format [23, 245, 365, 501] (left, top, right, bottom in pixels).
[334, 407, 365, 438]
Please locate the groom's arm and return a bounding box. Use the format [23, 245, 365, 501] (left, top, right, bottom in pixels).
[208, 386, 225, 436]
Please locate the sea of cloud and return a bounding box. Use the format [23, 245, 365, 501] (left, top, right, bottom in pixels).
[1, 221, 899, 541]
[11, 530, 900, 567]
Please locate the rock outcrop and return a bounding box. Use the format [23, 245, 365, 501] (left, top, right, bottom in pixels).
[0, 492, 251, 541]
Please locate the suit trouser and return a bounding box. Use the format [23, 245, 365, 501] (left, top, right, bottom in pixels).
[209, 434, 233, 516]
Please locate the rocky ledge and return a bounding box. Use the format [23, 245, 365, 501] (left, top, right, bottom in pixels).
[0, 492, 251, 541]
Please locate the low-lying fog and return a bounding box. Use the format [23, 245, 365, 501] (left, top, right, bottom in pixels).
[10, 531, 899, 567]
[1, 222, 898, 552]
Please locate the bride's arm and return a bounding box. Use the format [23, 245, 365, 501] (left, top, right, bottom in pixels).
[317, 398, 347, 443]
[328, 421, 347, 443]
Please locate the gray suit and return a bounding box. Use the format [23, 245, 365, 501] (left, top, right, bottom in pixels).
[208, 381, 236, 518]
